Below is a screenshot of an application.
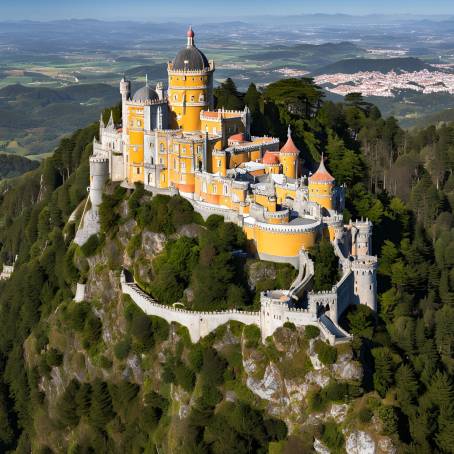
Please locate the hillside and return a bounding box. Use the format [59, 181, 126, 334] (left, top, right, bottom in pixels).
[0, 153, 39, 179]
[0, 80, 453, 452]
[243, 41, 365, 67]
[0, 83, 119, 157]
[312, 57, 436, 75]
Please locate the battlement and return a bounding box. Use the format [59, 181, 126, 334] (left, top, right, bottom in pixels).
[351, 256, 378, 270]
[90, 156, 109, 163]
[244, 216, 321, 234]
[167, 63, 215, 75]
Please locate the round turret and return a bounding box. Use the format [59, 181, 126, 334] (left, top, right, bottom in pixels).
[308, 154, 335, 211]
[279, 125, 300, 178]
[132, 85, 159, 103]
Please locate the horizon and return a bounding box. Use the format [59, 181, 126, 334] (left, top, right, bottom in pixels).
[2, 0, 454, 21]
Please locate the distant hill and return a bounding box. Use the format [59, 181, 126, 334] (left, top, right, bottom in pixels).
[243, 42, 364, 67]
[0, 83, 119, 156]
[0, 153, 39, 179]
[413, 108, 454, 128]
[125, 65, 168, 81]
[312, 57, 436, 75]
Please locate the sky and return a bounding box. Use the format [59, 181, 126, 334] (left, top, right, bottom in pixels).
[1, 0, 454, 21]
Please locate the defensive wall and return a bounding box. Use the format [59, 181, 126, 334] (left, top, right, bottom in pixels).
[120, 271, 351, 345]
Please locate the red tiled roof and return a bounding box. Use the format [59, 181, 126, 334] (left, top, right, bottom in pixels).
[202, 111, 220, 118]
[229, 132, 247, 142]
[263, 151, 280, 165]
[280, 125, 300, 154]
[309, 156, 335, 183]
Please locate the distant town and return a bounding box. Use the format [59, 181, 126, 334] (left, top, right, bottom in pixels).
[315, 68, 454, 97]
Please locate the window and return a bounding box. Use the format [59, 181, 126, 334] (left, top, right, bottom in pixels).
[199, 94, 205, 102]
[212, 184, 217, 194]
[174, 94, 177, 101]
[159, 158, 163, 164]
[174, 158, 177, 169]
[160, 143, 164, 153]
[202, 181, 207, 193]
[181, 161, 186, 170]
[197, 145, 202, 154]
[190, 95, 194, 102]
[218, 159, 222, 168]
[212, 127, 217, 134]
[136, 168, 140, 175]
[137, 120, 141, 127]
[223, 184, 229, 195]
[174, 144, 179, 152]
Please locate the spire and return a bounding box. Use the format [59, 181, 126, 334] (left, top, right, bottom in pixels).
[280, 124, 300, 155]
[99, 112, 105, 129]
[145, 73, 148, 87]
[310, 153, 335, 182]
[107, 110, 114, 129]
[187, 25, 194, 47]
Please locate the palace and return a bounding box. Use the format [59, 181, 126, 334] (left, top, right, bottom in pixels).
[74, 27, 378, 343]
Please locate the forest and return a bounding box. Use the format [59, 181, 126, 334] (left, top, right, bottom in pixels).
[0, 77, 452, 452]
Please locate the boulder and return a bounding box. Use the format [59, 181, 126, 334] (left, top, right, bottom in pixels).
[346, 430, 376, 454]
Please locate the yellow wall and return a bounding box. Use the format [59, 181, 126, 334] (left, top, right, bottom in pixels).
[127, 106, 144, 183]
[168, 72, 212, 132]
[212, 153, 227, 176]
[244, 225, 318, 258]
[275, 186, 297, 205]
[279, 154, 297, 179]
[308, 182, 334, 210]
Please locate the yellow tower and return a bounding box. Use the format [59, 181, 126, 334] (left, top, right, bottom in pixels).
[308, 154, 335, 211]
[279, 126, 300, 179]
[167, 27, 214, 132]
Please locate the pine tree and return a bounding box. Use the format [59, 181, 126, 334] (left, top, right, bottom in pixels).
[75, 383, 92, 418]
[396, 364, 418, 414]
[89, 379, 115, 429]
[56, 379, 80, 428]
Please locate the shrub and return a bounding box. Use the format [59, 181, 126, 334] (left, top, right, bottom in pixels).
[130, 313, 153, 347]
[205, 214, 224, 230]
[188, 344, 204, 372]
[46, 348, 63, 367]
[126, 234, 141, 259]
[358, 407, 373, 423]
[81, 234, 100, 257]
[304, 325, 320, 340]
[244, 324, 261, 349]
[283, 321, 296, 331]
[377, 405, 398, 435]
[314, 340, 337, 365]
[174, 362, 196, 392]
[320, 421, 344, 452]
[98, 355, 112, 369]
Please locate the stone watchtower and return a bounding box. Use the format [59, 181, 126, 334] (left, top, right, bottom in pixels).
[351, 256, 378, 312]
[352, 219, 373, 257]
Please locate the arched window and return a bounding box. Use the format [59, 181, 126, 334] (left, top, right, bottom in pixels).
[190, 95, 195, 102]
[160, 143, 164, 153]
[199, 94, 205, 102]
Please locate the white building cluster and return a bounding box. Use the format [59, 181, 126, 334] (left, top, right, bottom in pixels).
[315, 69, 454, 97]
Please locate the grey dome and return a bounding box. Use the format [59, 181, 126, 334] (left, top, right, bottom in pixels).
[132, 85, 159, 102]
[173, 46, 209, 71]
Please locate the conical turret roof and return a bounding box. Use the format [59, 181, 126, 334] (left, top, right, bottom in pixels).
[309, 154, 335, 183]
[280, 125, 300, 154]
